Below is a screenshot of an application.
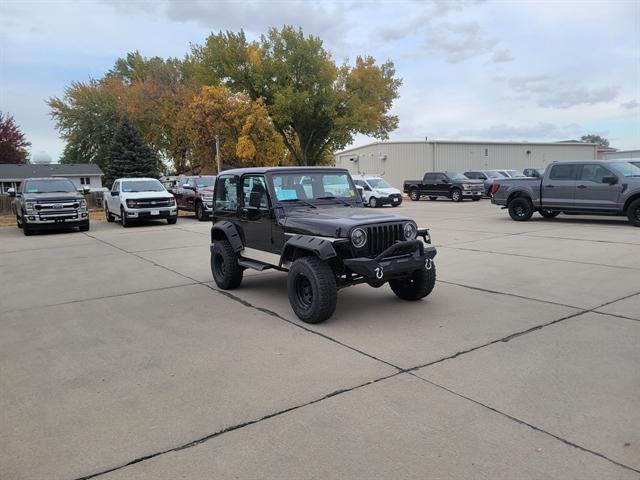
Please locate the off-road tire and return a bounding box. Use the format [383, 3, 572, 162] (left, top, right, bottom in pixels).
[105, 206, 115, 223]
[167, 217, 178, 225]
[195, 202, 208, 221]
[539, 209, 560, 218]
[287, 256, 337, 324]
[508, 197, 534, 221]
[429, 196, 438, 201]
[451, 188, 463, 202]
[79, 222, 90, 232]
[369, 197, 378, 208]
[389, 263, 436, 300]
[211, 240, 243, 289]
[627, 198, 640, 227]
[121, 207, 131, 228]
[409, 189, 420, 201]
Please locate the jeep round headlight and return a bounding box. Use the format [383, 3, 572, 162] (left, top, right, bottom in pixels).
[403, 222, 417, 240]
[351, 227, 367, 248]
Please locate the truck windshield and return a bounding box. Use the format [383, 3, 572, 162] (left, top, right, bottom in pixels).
[195, 177, 215, 188]
[608, 162, 640, 177]
[122, 180, 166, 192]
[448, 172, 468, 180]
[271, 172, 358, 202]
[23, 179, 76, 193]
[366, 178, 392, 189]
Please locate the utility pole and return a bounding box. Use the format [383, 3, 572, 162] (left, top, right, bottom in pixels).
[215, 135, 221, 174]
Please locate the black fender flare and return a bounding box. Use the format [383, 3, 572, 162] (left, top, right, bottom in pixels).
[211, 221, 243, 252]
[281, 234, 339, 264]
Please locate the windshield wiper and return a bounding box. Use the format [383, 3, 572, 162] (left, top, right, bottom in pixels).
[317, 195, 351, 206]
[280, 199, 317, 209]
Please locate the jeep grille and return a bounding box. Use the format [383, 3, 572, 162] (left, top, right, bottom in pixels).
[365, 223, 404, 257]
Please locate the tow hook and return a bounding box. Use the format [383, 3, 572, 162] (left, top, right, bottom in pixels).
[425, 258, 433, 270]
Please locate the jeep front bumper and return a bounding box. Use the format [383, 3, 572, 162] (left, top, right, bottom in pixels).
[343, 240, 437, 280]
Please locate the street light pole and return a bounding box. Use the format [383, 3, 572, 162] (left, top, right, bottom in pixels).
[215, 135, 221, 174]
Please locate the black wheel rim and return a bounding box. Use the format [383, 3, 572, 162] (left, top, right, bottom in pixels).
[295, 274, 313, 309]
[514, 205, 525, 217]
[213, 253, 225, 278]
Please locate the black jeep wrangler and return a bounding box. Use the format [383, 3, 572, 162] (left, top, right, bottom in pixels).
[210, 167, 437, 323]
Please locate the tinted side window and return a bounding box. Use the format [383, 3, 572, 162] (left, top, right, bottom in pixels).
[464, 172, 476, 179]
[435, 173, 447, 182]
[580, 165, 613, 183]
[242, 175, 268, 209]
[215, 176, 238, 212]
[549, 165, 578, 181]
[424, 173, 436, 181]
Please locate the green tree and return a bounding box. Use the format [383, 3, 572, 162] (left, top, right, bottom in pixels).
[581, 134, 610, 148]
[105, 117, 158, 186]
[189, 26, 401, 166]
[0, 111, 31, 164]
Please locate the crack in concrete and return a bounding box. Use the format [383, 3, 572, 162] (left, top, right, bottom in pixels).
[409, 374, 640, 475]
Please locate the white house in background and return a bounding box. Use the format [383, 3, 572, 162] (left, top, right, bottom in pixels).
[0, 163, 105, 195]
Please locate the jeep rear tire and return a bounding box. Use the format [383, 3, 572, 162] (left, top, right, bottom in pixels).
[390, 263, 436, 301]
[211, 240, 243, 289]
[451, 188, 463, 202]
[627, 198, 640, 227]
[508, 197, 534, 221]
[287, 256, 337, 324]
[409, 189, 420, 201]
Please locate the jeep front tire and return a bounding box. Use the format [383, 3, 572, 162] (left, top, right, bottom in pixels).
[211, 240, 243, 289]
[389, 263, 436, 301]
[287, 256, 337, 323]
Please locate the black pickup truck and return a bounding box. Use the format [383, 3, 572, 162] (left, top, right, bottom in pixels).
[403, 172, 484, 202]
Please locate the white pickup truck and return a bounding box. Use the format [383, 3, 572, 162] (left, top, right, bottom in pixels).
[104, 178, 178, 227]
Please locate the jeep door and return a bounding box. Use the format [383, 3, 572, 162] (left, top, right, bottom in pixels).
[542, 164, 578, 209]
[239, 175, 274, 255]
[574, 163, 621, 211]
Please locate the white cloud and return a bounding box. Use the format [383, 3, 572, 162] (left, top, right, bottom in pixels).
[458, 122, 583, 140]
[490, 48, 514, 63]
[620, 99, 639, 110]
[509, 76, 620, 109]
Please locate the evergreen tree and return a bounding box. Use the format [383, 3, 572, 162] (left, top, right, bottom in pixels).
[105, 117, 158, 186]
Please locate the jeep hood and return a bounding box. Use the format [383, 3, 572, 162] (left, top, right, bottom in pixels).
[282, 206, 413, 237]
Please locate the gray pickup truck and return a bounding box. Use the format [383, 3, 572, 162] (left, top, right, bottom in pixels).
[491, 160, 640, 227]
[9, 177, 90, 235]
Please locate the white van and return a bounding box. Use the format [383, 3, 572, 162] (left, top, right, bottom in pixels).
[352, 174, 403, 208]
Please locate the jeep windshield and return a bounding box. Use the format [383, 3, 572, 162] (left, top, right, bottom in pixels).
[608, 162, 640, 177]
[23, 179, 77, 193]
[271, 172, 358, 203]
[121, 180, 166, 192]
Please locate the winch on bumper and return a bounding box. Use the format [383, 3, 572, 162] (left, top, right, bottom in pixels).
[343, 239, 437, 280]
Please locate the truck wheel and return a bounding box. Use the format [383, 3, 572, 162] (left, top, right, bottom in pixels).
[16, 215, 22, 229]
[79, 222, 90, 232]
[409, 189, 420, 201]
[195, 202, 208, 221]
[508, 197, 534, 221]
[23, 221, 33, 236]
[105, 206, 115, 223]
[389, 263, 436, 301]
[167, 217, 178, 225]
[288, 256, 337, 324]
[429, 196, 438, 201]
[120, 207, 131, 228]
[627, 198, 640, 227]
[369, 197, 378, 208]
[451, 188, 463, 202]
[211, 240, 244, 289]
[539, 209, 559, 218]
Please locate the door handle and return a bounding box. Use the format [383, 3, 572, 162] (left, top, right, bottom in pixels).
[545, 185, 554, 188]
[577, 185, 587, 189]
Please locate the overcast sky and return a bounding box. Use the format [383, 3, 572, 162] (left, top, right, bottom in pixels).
[1, 0, 638, 162]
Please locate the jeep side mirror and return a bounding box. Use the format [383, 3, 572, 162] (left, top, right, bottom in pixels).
[7, 188, 16, 197]
[602, 176, 617, 185]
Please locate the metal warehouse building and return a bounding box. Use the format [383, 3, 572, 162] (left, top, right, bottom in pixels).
[334, 140, 597, 189]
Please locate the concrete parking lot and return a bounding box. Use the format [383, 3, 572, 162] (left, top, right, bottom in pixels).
[1, 200, 639, 480]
